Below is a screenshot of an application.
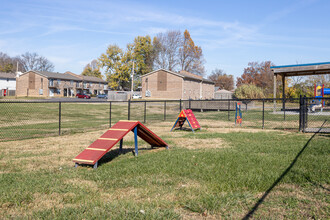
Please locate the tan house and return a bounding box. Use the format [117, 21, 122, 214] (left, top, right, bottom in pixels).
[16, 70, 107, 97]
[141, 69, 214, 100]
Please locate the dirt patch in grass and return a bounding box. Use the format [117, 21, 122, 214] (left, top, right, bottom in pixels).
[0, 130, 106, 172]
[65, 179, 99, 191]
[1, 192, 78, 218]
[200, 120, 287, 133]
[29, 192, 77, 211]
[173, 138, 229, 150]
[0, 119, 59, 128]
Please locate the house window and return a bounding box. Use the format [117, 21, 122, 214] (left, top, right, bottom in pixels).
[41, 78, 43, 89]
[49, 79, 54, 86]
[76, 82, 79, 87]
[70, 80, 73, 86]
[145, 78, 148, 90]
[57, 79, 61, 85]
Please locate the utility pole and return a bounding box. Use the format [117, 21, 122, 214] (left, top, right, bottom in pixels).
[131, 61, 134, 98]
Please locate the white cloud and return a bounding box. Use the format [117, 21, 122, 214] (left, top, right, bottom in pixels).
[143, 27, 169, 35]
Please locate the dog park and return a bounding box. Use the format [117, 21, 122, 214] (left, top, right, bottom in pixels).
[0, 97, 329, 219]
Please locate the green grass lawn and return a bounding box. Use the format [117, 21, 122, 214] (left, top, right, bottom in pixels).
[0, 123, 329, 219]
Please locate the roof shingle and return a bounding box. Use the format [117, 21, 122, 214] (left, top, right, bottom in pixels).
[35, 71, 81, 80]
[0, 72, 16, 79]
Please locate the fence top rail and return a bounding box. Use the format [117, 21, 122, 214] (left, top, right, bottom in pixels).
[0, 97, 328, 104]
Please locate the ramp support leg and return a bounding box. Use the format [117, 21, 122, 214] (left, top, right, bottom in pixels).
[93, 162, 98, 169]
[134, 126, 138, 156]
[186, 119, 195, 133]
[119, 138, 123, 154]
[171, 117, 180, 132]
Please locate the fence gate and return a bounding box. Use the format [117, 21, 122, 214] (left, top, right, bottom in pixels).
[300, 96, 330, 133]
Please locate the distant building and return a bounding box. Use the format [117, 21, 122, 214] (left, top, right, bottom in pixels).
[214, 89, 233, 99]
[65, 72, 108, 95]
[141, 69, 214, 99]
[0, 72, 16, 96]
[16, 70, 107, 97]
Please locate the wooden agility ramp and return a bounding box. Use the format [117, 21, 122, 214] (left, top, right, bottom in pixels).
[170, 109, 201, 132]
[73, 120, 168, 169]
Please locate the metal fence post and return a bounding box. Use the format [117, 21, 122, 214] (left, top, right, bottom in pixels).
[144, 101, 146, 123]
[262, 99, 265, 129]
[109, 101, 112, 128]
[164, 101, 166, 121]
[179, 99, 182, 112]
[228, 99, 230, 121]
[189, 99, 191, 109]
[303, 96, 307, 132]
[59, 102, 61, 136]
[283, 98, 286, 121]
[299, 96, 302, 131]
[128, 99, 131, 120]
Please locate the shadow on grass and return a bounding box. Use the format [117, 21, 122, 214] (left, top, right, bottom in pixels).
[171, 127, 202, 132]
[243, 120, 327, 220]
[75, 147, 159, 169]
[98, 146, 157, 167]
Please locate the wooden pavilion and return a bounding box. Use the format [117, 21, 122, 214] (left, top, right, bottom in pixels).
[271, 62, 330, 110]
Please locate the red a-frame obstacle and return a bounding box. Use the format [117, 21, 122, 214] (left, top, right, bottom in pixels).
[73, 120, 168, 169]
[170, 109, 201, 132]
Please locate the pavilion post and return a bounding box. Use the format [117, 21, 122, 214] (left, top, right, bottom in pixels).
[282, 74, 285, 112]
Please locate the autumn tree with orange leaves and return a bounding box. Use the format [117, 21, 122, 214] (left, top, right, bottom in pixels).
[236, 61, 275, 96]
[179, 30, 205, 75]
[208, 68, 234, 90]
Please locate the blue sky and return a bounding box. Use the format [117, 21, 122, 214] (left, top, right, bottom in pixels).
[1, 0, 329, 79]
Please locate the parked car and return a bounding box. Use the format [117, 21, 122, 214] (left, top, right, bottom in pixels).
[76, 93, 91, 99]
[132, 94, 142, 99]
[97, 93, 108, 99]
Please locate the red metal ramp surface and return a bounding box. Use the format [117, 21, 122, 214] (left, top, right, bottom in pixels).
[171, 109, 201, 132]
[73, 120, 167, 166]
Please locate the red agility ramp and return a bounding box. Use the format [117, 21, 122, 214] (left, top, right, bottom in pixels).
[73, 120, 168, 168]
[170, 109, 201, 132]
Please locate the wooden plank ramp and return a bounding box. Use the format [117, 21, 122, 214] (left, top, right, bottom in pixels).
[73, 120, 168, 168]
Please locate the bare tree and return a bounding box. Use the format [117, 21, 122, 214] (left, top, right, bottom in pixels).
[19, 52, 54, 72]
[153, 30, 182, 71]
[0, 52, 23, 72]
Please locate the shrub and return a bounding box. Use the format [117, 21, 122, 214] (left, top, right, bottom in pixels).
[234, 84, 265, 99]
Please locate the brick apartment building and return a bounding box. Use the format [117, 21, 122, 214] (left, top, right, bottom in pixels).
[16, 70, 107, 97]
[65, 71, 108, 95]
[141, 69, 214, 99]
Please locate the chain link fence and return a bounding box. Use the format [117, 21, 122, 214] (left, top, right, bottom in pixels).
[0, 97, 329, 141]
